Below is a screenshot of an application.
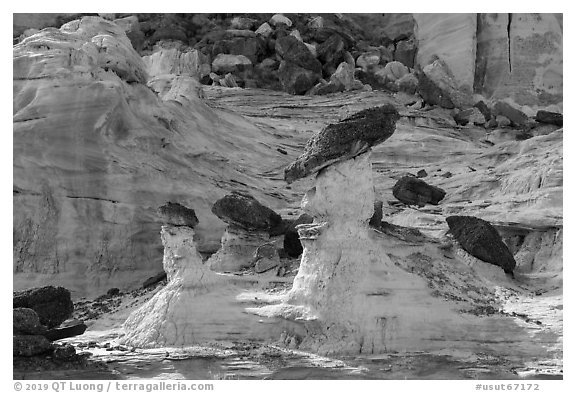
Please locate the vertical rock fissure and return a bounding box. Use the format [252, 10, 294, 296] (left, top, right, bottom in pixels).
[507, 13, 513, 74]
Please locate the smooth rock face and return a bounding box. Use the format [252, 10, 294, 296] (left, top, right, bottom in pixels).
[284, 105, 400, 183]
[157, 202, 199, 228]
[13, 335, 52, 357]
[253, 243, 280, 273]
[211, 192, 282, 232]
[13, 286, 73, 328]
[475, 13, 562, 106]
[13, 308, 47, 335]
[392, 176, 446, 206]
[414, 14, 477, 95]
[447, 216, 517, 274]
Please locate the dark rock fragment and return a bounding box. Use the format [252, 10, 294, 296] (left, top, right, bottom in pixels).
[13, 286, 74, 329]
[158, 202, 199, 228]
[536, 110, 563, 127]
[446, 215, 516, 274]
[392, 176, 446, 206]
[212, 192, 282, 232]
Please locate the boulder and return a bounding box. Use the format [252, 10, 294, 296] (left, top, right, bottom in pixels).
[446, 215, 517, 274]
[52, 343, 77, 359]
[316, 34, 347, 74]
[44, 321, 88, 341]
[14, 308, 47, 335]
[536, 110, 563, 127]
[270, 14, 292, 28]
[329, 62, 363, 91]
[453, 107, 486, 126]
[285, 105, 400, 183]
[473, 100, 492, 122]
[493, 101, 529, 127]
[496, 115, 511, 128]
[13, 335, 52, 357]
[142, 271, 168, 288]
[275, 36, 322, 74]
[417, 60, 469, 109]
[230, 17, 258, 31]
[394, 37, 417, 68]
[253, 243, 281, 273]
[278, 61, 321, 95]
[392, 176, 446, 207]
[13, 286, 74, 328]
[356, 50, 381, 71]
[255, 22, 273, 38]
[219, 73, 239, 88]
[416, 169, 428, 178]
[397, 73, 419, 95]
[283, 213, 314, 257]
[377, 61, 409, 83]
[157, 202, 199, 228]
[211, 54, 252, 74]
[211, 192, 282, 232]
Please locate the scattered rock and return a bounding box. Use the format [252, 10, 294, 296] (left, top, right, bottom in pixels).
[107, 288, 120, 297]
[473, 100, 492, 122]
[14, 308, 47, 335]
[211, 54, 252, 74]
[269, 14, 292, 28]
[453, 107, 486, 126]
[496, 115, 511, 128]
[446, 216, 516, 274]
[157, 202, 199, 228]
[329, 62, 363, 91]
[417, 59, 470, 109]
[142, 271, 168, 289]
[416, 169, 428, 178]
[536, 110, 563, 127]
[14, 335, 52, 357]
[219, 73, 239, 88]
[255, 22, 273, 38]
[253, 243, 280, 273]
[369, 200, 384, 228]
[211, 192, 282, 232]
[278, 61, 321, 95]
[378, 61, 409, 83]
[44, 321, 87, 341]
[394, 37, 417, 68]
[397, 73, 419, 94]
[392, 176, 446, 207]
[13, 286, 74, 329]
[230, 17, 257, 31]
[52, 343, 77, 359]
[275, 36, 322, 74]
[493, 101, 529, 127]
[356, 50, 380, 71]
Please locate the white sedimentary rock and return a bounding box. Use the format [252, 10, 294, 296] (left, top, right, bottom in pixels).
[143, 48, 210, 79]
[121, 225, 289, 347]
[414, 13, 477, 95]
[208, 226, 270, 272]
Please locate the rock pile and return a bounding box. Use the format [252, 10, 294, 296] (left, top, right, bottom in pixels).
[13, 286, 86, 361]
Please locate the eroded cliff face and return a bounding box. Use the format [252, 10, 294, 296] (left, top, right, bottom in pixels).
[414, 13, 563, 108]
[12, 17, 300, 296]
